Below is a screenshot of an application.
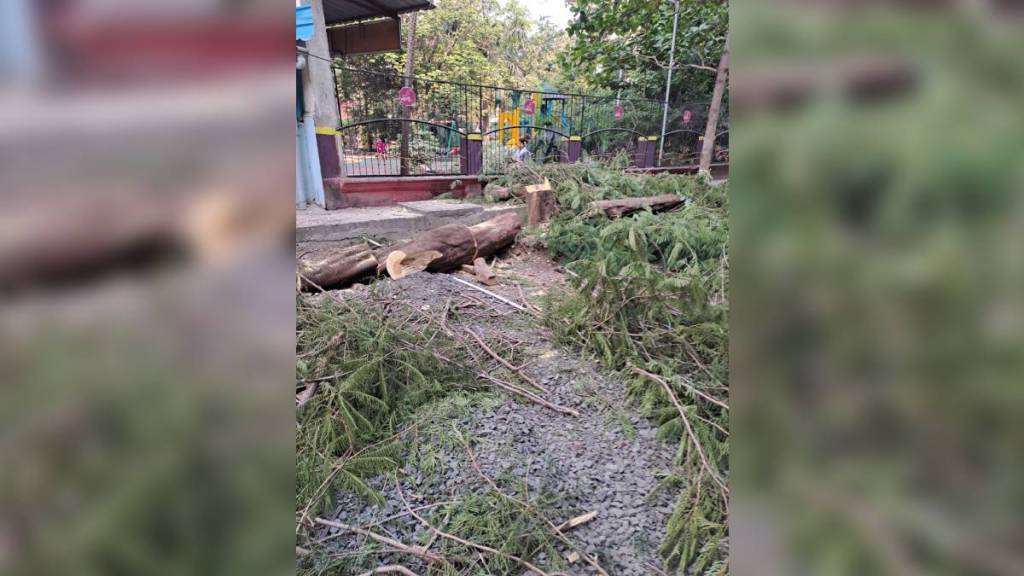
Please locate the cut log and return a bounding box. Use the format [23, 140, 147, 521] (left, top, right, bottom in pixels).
[589, 194, 684, 218]
[467, 212, 522, 256]
[526, 187, 556, 226]
[298, 243, 378, 290]
[299, 213, 522, 292]
[472, 257, 497, 286]
[375, 223, 477, 274]
[385, 250, 443, 279]
[487, 186, 512, 201]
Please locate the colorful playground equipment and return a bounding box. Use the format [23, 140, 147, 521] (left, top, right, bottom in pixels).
[495, 84, 572, 145]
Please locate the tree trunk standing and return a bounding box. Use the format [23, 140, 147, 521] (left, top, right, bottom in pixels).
[400, 13, 417, 176]
[699, 35, 729, 177]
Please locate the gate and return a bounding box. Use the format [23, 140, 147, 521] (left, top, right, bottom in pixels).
[333, 66, 725, 176]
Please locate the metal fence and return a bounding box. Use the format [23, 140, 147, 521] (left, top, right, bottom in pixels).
[334, 66, 726, 177]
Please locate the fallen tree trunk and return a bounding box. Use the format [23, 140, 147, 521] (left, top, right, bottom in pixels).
[298, 243, 378, 290]
[467, 212, 522, 256]
[589, 194, 684, 218]
[375, 224, 477, 274]
[298, 212, 522, 291]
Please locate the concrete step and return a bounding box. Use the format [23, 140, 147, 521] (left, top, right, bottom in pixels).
[297, 203, 523, 244]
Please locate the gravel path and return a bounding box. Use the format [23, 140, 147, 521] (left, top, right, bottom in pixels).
[314, 260, 675, 575]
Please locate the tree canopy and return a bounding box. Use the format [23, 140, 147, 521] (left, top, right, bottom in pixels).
[562, 0, 728, 102]
[342, 0, 566, 91]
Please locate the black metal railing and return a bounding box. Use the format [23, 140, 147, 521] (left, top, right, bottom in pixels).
[334, 66, 726, 177]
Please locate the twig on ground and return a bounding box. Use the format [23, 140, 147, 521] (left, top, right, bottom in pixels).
[296, 382, 317, 408]
[464, 327, 549, 393]
[682, 338, 725, 389]
[423, 511, 448, 552]
[312, 501, 459, 545]
[298, 423, 419, 532]
[394, 482, 551, 576]
[313, 518, 442, 563]
[451, 276, 536, 314]
[297, 371, 346, 386]
[556, 511, 597, 532]
[514, 282, 543, 313]
[631, 365, 728, 411]
[357, 565, 420, 576]
[631, 367, 729, 501]
[458, 433, 610, 576]
[478, 373, 579, 417]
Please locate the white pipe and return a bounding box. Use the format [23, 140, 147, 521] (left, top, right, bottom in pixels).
[300, 59, 326, 207]
[295, 122, 307, 209]
[658, 0, 681, 166]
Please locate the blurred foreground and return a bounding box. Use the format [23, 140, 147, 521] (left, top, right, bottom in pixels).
[731, 1, 1024, 575]
[0, 2, 295, 575]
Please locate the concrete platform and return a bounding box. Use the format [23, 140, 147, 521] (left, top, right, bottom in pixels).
[297, 202, 523, 244]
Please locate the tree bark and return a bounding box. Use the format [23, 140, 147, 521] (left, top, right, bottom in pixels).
[589, 194, 684, 218]
[472, 257, 497, 286]
[298, 243, 377, 290]
[399, 13, 417, 177]
[466, 212, 522, 256]
[298, 213, 522, 291]
[376, 223, 477, 273]
[699, 35, 729, 176]
[526, 188, 556, 226]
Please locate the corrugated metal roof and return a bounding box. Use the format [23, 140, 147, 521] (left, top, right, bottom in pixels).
[296, 5, 314, 41]
[323, 0, 434, 25]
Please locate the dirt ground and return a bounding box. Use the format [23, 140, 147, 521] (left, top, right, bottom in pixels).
[306, 246, 676, 575]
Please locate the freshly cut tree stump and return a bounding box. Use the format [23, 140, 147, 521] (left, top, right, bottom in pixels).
[526, 187, 557, 225]
[589, 194, 684, 218]
[298, 243, 377, 290]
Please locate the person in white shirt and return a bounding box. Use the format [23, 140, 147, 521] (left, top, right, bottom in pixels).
[514, 136, 532, 163]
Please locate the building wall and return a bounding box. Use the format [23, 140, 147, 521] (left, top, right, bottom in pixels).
[303, 0, 340, 130]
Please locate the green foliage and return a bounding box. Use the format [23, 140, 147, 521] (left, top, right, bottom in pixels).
[539, 164, 729, 574]
[345, 0, 566, 90]
[295, 294, 479, 520]
[438, 489, 563, 575]
[731, 4, 1024, 574]
[409, 125, 439, 168]
[563, 0, 728, 102]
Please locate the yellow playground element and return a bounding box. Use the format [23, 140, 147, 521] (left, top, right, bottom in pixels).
[497, 93, 544, 146]
[498, 108, 520, 146]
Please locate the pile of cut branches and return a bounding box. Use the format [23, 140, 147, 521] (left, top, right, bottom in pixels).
[296, 289, 585, 575]
[539, 161, 730, 575]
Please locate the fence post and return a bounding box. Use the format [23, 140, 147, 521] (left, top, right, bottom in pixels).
[632, 137, 657, 169]
[462, 133, 482, 175]
[561, 136, 582, 163]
